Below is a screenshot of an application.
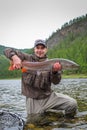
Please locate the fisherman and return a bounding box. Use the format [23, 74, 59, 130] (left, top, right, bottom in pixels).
[4, 39, 78, 120]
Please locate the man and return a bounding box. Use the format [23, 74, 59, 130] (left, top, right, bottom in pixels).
[4, 39, 77, 119]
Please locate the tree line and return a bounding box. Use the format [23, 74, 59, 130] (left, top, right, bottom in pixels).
[48, 31, 87, 75]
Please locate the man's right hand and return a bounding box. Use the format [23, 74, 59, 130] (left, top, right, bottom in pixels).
[10, 55, 22, 70]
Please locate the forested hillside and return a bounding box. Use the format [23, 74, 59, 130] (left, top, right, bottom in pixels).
[47, 32, 87, 74]
[46, 14, 87, 48]
[46, 14, 87, 75]
[0, 14, 87, 79]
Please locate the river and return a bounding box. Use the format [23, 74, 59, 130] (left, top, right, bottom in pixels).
[0, 79, 26, 120]
[0, 78, 87, 130]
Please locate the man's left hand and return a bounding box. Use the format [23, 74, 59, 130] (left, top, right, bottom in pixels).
[52, 62, 62, 72]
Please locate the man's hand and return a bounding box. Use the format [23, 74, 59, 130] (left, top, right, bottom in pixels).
[52, 62, 62, 72]
[9, 55, 22, 70]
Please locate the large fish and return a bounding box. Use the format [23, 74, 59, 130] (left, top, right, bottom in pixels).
[22, 58, 79, 71]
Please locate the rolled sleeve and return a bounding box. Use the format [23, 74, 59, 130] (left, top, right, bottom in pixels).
[51, 71, 61, 84]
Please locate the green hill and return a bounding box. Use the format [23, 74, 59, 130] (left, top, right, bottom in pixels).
[0, 44, 33, 55]
[46, 14, 87, 49]
[46, 14, 87, 75]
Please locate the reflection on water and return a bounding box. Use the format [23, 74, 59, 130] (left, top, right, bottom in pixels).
[0, 78, 87, 130]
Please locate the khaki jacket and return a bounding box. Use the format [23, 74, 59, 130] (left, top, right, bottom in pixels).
[4, 48, 61, 99]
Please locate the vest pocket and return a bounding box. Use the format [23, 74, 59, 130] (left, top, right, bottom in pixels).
[22, 72, 36, 87]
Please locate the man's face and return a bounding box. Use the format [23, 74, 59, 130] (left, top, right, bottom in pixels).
[34, 44, 47, 58]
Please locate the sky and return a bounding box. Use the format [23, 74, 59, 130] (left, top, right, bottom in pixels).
[0, 0, 87, 49]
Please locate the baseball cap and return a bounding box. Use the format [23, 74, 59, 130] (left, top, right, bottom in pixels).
[34, 39, 47, 47]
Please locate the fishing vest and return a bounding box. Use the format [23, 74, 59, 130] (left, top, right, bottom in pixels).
[22, 68, 52, 99]
[21, 54, 53, 99]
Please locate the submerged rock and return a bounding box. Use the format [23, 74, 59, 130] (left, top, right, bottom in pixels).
[24, 110, 87, 130]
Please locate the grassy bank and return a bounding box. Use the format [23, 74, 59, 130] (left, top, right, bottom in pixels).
[0, 74, 87, 80]
[62, 74, 87, 78]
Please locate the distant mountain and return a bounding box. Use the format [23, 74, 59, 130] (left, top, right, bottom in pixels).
[46, 14, 87, 48]
[0, 45, 7, 55]
[1, 14, 87, 54]
[0, 44, 32, 55]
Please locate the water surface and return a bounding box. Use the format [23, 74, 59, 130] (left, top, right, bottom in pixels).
[0, 78, 87, 130]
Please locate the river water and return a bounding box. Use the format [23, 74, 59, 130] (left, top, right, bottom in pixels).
[0, 78, 87, 130]
[0, 79, 26, 120]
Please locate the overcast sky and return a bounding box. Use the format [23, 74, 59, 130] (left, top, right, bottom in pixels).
[0, 0, 87, 49]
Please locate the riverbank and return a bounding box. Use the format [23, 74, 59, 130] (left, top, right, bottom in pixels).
[0, 74, 87, 80]
[62, 74, 87, 78]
